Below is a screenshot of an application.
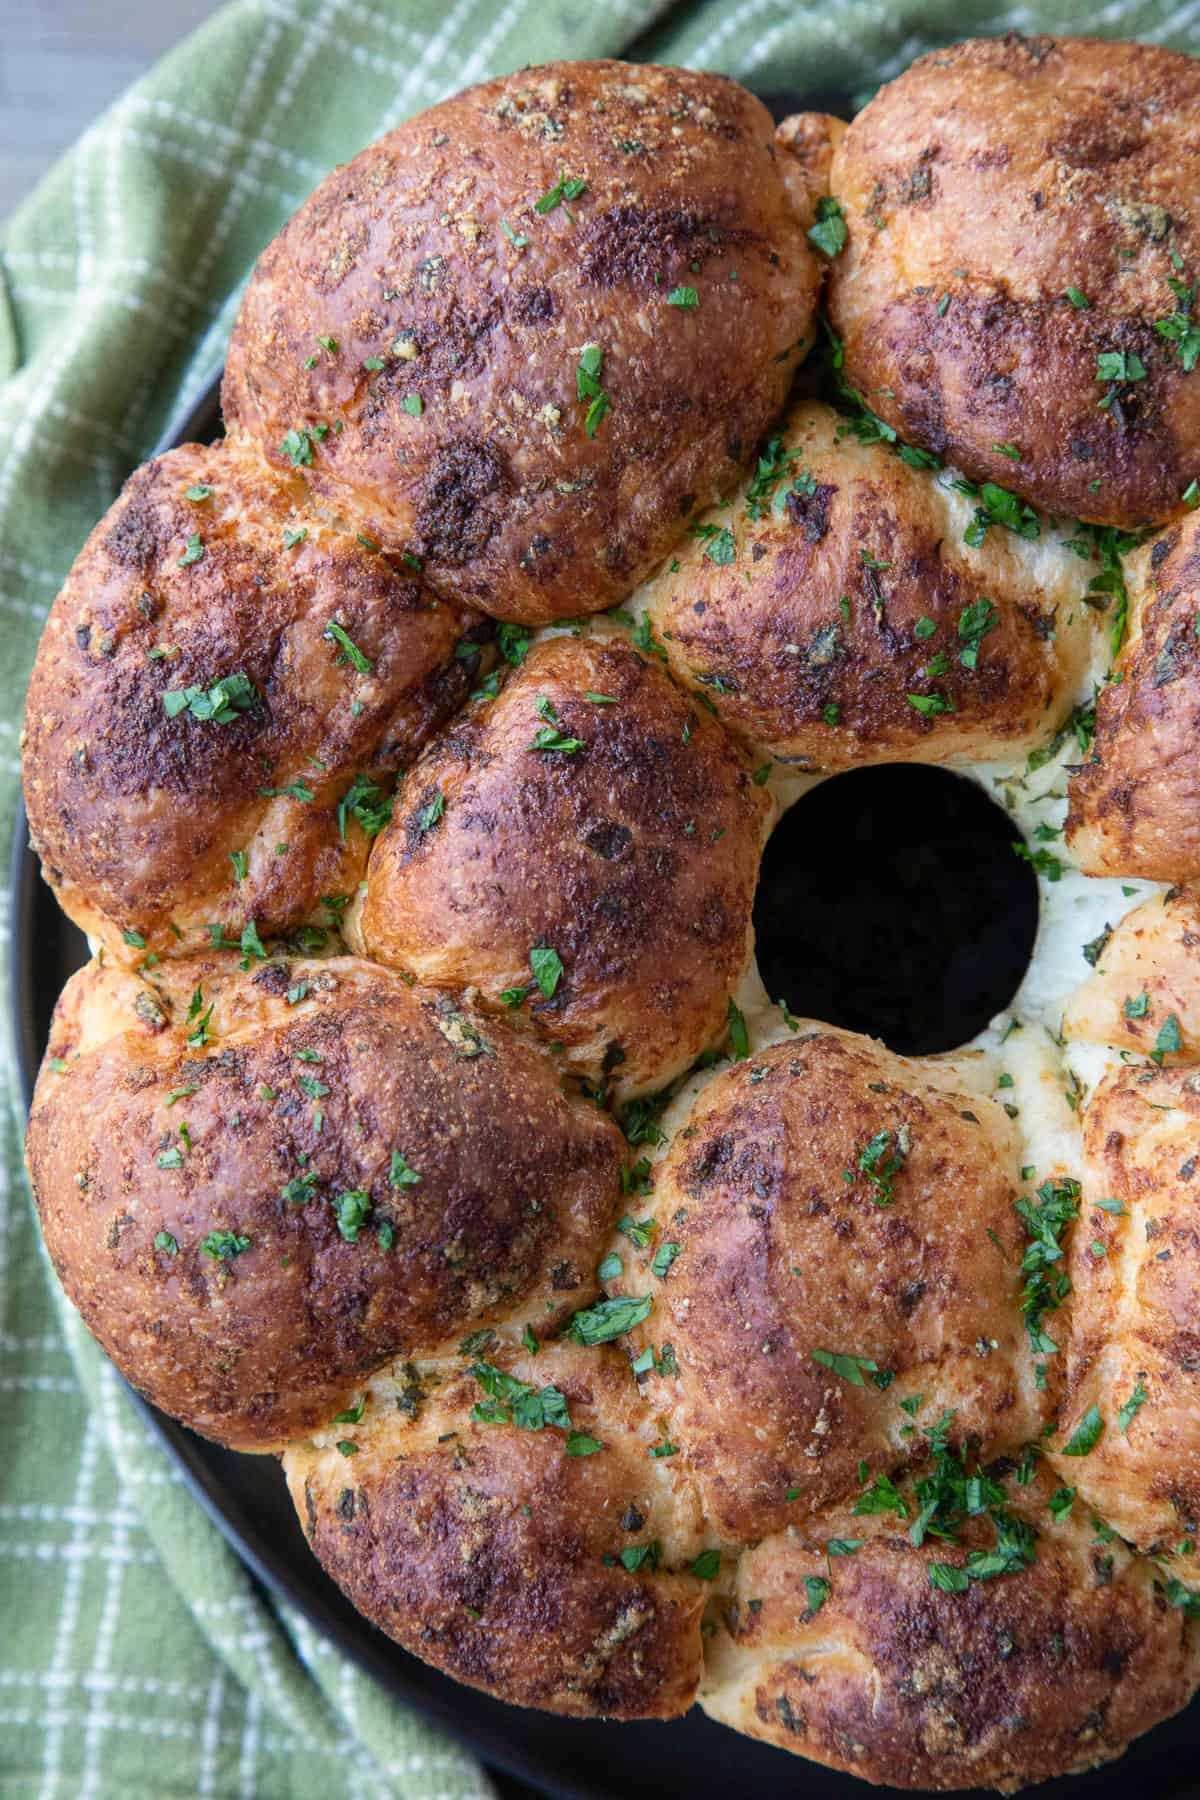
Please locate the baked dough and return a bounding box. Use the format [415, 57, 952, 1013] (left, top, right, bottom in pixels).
[22, 46, 1200, 1791]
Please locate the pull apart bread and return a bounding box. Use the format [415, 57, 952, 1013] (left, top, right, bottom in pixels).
[22, 41, 1200, 1790]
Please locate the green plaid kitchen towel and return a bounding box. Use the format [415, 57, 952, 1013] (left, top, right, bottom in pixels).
[1, 1, 1196, 1794]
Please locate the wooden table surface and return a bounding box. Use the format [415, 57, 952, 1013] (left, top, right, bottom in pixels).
[2, 0, 221, 222]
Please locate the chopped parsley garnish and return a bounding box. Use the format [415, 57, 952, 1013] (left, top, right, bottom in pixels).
[163, 671, 258, 723]
[324, 621, 372, 673]
[619, 1092, 668, 1148]
[907, 691, 955, 718]
[1026, 693, 1097, 773]
[667, 286, 699, 308]
[390, 1148, 420, 1187]
[238, 920, 266, 967]
[853, 1470, 908, 1518]
[258, 780, 314, 803]
[527, 695, 584, 755]
[690, 521, 737, 565]
[853, 1126, 909, 1206]
[651, 1241, 681, 1279]
[803, 1574, 832, 1616]
[744, 437, 799, 519]
[529, 944, 563, 999]
[185, 987, 213, 1049]
[1118, 1378, 1149, 1432]
[957, 599, 998, 669]
[470, 1361, 571, 1432]
[618, 1214, 656, 1249]
[690, 1549, 720, 1580]
[958, 479, 1039, 548]
[807, 196, 847, 258]
[812, 1349, 879, 1387]
[566, 1293, 653, 1345]
[229, 849, 248, 883]
[1155, 274, 1200, 370]
[497, 622, 531, 666]
[332, 1191, 371, 1243]
[201, 1230, 250, 1261]
[631, 614, 669, 661]
[336, 772, 393, 839]
[1016, 1175, 1079, 1354]
[153, 1231, 179, 1256]
[1082, 924, 1112, 968]
[1012, 841, 1063, 881]
[1065, 286, 1090, 309]
[905, 1410, 1039, 1594]
[1096, 349, 1147, 392]
[177, 533, 204, 567]
[415, 790, 445, 833]
[576, 344, 611, 438]
[565, 1430, 602, 1456]
[1152, 1013, 1182, 1065]
[1060, 1404, 1104, 1456]
[281, 1172, 320, 1205]
[535, 173, 587, 216]
[279, 428, 315, 466]
[1164, 1578, 1200, 1619]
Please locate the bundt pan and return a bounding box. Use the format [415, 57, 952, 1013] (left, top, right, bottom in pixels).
[15, 42, 1200, 1797]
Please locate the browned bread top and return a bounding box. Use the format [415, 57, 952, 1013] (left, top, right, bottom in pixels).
[825, 35, 1200, 527]
[222, 60, 820, 624]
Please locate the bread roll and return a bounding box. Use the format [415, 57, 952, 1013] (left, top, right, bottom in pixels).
[821, 36, 1200, 527]
[223, 61, 820, 625]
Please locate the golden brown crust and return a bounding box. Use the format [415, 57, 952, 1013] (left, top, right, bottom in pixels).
[21, 440, 483, 964]
[701, 1475, 1200, 1789]
[827, 35, 1200, 528]
[284, 1344, 707, 1717]
[1063, 889, 1200, 1058]
[222, 61, 819, 625]
[354, 635, 770, 1099]
[1068, 517, 1200, 882]
[27, 955, 622, 1449]
[642, 400, 1096, 769]
[1049, 1060, 1200, 1551]
[18, 47, 1200, 1776]
[618, 1030, 1043, 1542]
